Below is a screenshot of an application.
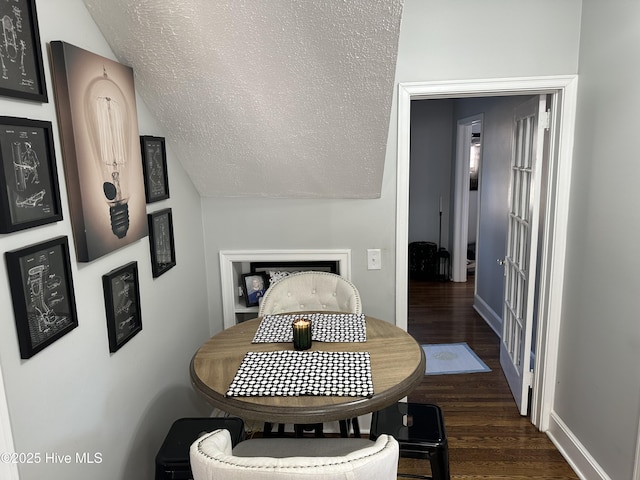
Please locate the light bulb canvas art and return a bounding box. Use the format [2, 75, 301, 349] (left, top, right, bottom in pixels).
[49, 41, 148, 262]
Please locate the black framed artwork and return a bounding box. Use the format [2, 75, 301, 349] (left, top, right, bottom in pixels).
[241, 272, 269, 307]
[103, 261, 142, 353]
[140, 135, 169, 203]
[0, 0, 48, 102]
[249, 261, 339, 289]
[5, 236, 78, 359]
[148, 208, 176, 278]
[250, 261, 339, 274]
[0, 116, 62, 233]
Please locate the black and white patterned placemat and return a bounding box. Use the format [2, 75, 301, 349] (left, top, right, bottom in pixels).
[226, 350, 373, 398]
[252, 313, 366, 343]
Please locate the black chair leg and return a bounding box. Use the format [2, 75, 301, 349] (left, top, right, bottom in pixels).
[339, 420, 349, 437]
[429, 446, 450, 480]
[351, 417, 360, 437]
[339, 418, 361, 438]
[263, 422, 289, 437]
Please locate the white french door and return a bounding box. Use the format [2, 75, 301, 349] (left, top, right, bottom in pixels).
[500, 95, 548, 416]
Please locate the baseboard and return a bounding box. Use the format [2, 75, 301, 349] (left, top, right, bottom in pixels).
[547, 411, 611, 480]
[473, 293, 501, 336]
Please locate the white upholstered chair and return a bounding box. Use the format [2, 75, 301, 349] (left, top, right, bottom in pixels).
[257, 271, 363, 437]
[190, 429, 399, 480]
[258, 271, 362, 317]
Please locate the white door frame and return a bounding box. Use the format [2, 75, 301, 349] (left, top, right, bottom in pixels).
[452, 113, 483, 283]
[395, 75, 578, 431]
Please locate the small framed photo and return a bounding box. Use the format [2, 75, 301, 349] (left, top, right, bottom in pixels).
[148, 208, 176, 278]
[241, 272, 269, 307]
[5, 236, 78, 359]
[103, 261, 142, 353]
[140, 136, 170, 203]
[0, 0, 48, 102]
[0, 117, 63, 233]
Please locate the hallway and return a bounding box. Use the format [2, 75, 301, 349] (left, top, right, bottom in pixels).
[403, 279, 578, 479]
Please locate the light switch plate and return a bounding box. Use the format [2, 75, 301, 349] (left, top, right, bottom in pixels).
[367, 249, 382, 270]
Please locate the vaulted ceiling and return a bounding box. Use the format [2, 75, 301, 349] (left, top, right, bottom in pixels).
[82, 0, 404, 198]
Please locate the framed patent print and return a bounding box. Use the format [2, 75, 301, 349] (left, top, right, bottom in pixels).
[0, 0, 48, 102]
[5, 236, 78, 359]
[140, 135, 169, 203]
[103, 261, 142, 353]
[0, 116, 62, 232]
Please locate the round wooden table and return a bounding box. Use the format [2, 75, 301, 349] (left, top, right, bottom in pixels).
[190, 315, 425, 424]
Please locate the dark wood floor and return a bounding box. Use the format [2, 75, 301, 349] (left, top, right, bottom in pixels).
[401, 278, 578, 480]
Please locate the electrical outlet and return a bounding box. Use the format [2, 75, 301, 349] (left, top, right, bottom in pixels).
[367, 249, 382, 270]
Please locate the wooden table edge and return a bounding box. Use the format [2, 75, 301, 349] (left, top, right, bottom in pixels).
[189, 316, 426, 424]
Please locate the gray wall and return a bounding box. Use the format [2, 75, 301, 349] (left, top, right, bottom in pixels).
[203, 0, 583, 335]
[408, 99, 453, 247]
[202, 196, 397, 332]
[0, 1, 211, 479]
[454, 96, 535, 317]
[399, 1, 640, 477]
[554, 0, 640, 478]
[7, 2, 633, 480]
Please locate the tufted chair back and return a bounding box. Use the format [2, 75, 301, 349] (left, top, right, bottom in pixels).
[257, 271, 362, 317]
[190, 429, 399, 480]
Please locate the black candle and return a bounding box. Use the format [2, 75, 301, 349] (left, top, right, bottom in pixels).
[292, 318, 312, 350]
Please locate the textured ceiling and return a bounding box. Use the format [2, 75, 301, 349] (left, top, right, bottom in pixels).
[82, 0, 404, 198]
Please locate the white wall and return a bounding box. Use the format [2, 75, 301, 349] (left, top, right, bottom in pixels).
[202, 196, 398, 333]
[6, 2, 622, 479]
[396, 2, 640, 478]
[0, 1, 211, 479]
[551, 0, 640, 478]
[395, 0, 581, 82]
[202, 0, 582, 334]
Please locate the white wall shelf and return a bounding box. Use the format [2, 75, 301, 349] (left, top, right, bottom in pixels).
[219, 249, 352, 329]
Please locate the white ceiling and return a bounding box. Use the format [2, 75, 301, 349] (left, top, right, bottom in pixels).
[82, 0, 404, 198]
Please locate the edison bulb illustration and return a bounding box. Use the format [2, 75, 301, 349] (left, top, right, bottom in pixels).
[84, 65, 133, 239]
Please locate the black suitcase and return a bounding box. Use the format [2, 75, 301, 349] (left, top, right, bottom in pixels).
[155, 417, 245, 479]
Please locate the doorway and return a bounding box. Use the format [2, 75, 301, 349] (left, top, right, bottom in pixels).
[452, 113, 483, 284]
[394, 76, 578, 431]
